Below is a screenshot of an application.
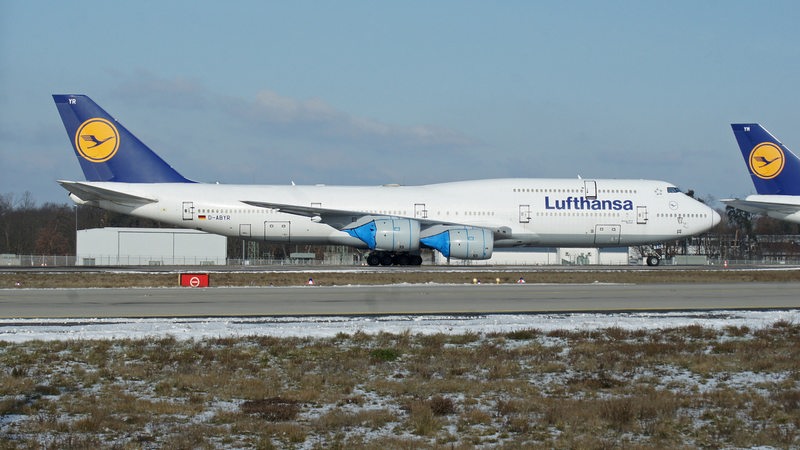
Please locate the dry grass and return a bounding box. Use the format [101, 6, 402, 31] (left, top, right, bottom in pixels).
[3, 267, 800, 288]
[1, 323, 799, 448]
[241, 397, 300, 421]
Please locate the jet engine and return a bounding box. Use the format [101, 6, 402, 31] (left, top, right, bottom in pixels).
[420, 225, 494, 260]
[344, 217, 421, 252]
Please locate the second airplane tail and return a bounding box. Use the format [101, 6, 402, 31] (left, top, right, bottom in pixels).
[731, 123, 800, 195]
[53, 94, 192, 183]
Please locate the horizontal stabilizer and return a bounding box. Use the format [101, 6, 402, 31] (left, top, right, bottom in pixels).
[59, 181, 157, 206]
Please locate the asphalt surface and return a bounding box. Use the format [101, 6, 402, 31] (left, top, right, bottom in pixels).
[2, 282, 799, 318]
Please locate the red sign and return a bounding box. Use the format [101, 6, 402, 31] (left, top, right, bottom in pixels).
[179, 273, 209, 288]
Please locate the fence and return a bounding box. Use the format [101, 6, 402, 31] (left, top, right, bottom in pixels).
[4, 254, 800, 267]
[2, 255, 77, 267]
[76, 255, 229, 266]
[2, 254, 344, 267]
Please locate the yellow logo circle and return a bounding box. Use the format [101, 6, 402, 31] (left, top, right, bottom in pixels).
[75, 118, 120, 162]
[748, 142, 784, 179]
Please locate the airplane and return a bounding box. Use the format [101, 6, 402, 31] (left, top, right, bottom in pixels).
[722, 124, 800, 224]
[53, 94, 721, 266]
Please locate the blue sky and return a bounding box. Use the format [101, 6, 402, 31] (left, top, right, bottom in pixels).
[2, 1, 799, 207]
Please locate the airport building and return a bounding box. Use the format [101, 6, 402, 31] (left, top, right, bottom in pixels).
[76, 228, 227, 266]
[433, 247, 630, 265]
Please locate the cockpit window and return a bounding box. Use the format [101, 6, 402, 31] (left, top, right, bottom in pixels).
[666, 187, 682, 193]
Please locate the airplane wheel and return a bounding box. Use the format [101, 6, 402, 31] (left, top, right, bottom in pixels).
[395, 254, 410, 266]
[646, 255, 660, 266]
[367, 254, 380, 266]
[411, 255, 423, 265]
[380, 254, 393, 266]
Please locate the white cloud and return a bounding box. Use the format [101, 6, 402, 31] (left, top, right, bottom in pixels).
[231, 88, 481, 148]
[111, 73, 480, 150]
[251, 90, 340, 124]
[112, 71, 209, 109]
[97, 73, 494, 186]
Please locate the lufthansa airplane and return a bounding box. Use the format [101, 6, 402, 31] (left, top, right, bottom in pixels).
[723, 124, 800, 224]
[53, 95, 720, 266]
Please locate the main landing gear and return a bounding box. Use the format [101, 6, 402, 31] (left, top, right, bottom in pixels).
[366, 251, 423, 266]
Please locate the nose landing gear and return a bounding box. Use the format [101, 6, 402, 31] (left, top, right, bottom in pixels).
[646, 255, 661, 266]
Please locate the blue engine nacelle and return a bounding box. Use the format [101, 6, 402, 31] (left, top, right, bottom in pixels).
[344, 217, 421, 252]
[419, 225, 494, 260]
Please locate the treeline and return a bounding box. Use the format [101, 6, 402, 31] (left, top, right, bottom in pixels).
[0, 192, 166, 256]
[724, 206, 800, 237]
[1, 192, 265, 259]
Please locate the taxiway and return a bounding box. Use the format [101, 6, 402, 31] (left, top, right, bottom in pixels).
[2, 282, 799, 318]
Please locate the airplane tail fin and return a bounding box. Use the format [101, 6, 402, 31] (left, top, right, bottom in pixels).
[731, 123, 800, 195]
[53, 94, 192, 183]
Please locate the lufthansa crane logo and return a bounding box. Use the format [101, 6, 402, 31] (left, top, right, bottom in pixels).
[75, 118, 119, 162]
[748, 142, 784, 179]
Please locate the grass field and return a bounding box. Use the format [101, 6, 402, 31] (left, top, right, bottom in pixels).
[3, 267, 800, 288]
[2, 322, 799, 448]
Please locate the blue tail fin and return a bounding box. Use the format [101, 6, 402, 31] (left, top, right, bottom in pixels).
[53, 94, 192, 183]
[731, 123, 800, 195]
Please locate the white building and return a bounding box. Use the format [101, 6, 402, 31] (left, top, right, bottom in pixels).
[77, 228, 227, 266]
[433, 247, 630, 265]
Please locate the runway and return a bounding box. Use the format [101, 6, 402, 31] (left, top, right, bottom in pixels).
[2, 282, 799, 318]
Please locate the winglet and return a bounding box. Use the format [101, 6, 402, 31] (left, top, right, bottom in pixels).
[53, 94, 192, 183]
[731, 123, 800, 195]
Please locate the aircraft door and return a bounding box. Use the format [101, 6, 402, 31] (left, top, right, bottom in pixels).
[414, 203, 428, 219]
[182, 202, 194, 221]
[264, 221, 290, 242]
[519, 204, 531, 223]
[594, 224, 621, 245]
[584, 180, 597, 199]
[637, 206, 648, 224]
[239, 224, 251, 238]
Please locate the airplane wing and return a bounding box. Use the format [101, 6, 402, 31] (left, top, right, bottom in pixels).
[241, 200, 513, 237]
[721, 198, 800, 216]
[241, 200, 365, 229]
[58, 180, 157, 206]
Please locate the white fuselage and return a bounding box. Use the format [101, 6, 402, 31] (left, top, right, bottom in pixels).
[76, 178, 720, 249]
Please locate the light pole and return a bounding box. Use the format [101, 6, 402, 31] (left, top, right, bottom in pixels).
[74, 205, 78, 266]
